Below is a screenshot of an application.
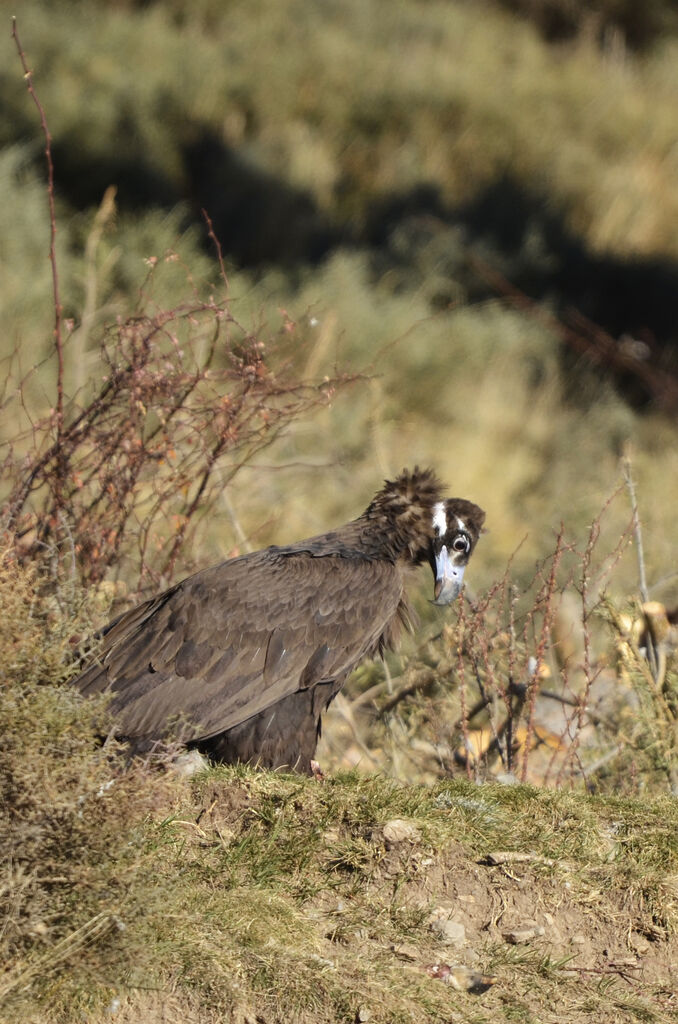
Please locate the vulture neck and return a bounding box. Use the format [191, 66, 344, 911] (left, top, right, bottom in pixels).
[286, 469, 443, 567]
[285, 514, 430, 566]
[352, 470, 443, 565]
[351, 508, 431, 566]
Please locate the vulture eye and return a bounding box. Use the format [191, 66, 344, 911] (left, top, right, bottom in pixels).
[452, 534, 470, 554]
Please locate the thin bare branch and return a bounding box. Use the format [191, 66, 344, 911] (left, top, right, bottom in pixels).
[11, 18, 65, 505]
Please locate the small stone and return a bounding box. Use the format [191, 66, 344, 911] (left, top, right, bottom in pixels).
[628, 932, 651, 954]
[495, 771, 519, 786]
[390, 943, 419, 961]
[356, 1006, 371, 1022]
[431, 918, 466, 946]
[172, 749, 209, 777]
[383, 819, 421, 847]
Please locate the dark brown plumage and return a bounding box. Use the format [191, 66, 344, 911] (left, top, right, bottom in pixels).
[74, 467, 485, 771]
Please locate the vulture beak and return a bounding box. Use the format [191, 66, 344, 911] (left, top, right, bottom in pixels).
[432, 544, 466, 605]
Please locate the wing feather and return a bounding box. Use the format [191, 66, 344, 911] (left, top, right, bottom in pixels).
[74, 550, 404, 743]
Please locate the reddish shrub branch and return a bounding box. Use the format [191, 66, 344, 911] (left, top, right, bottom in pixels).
[11, 18, 66, 505]
[4, 27, 358, 592]
[4, 295, 356, 590]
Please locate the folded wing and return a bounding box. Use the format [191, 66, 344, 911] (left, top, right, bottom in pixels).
[74, 550, 403, 743]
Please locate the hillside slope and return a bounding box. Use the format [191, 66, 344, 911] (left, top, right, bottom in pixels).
[2, 751, 676, 1024]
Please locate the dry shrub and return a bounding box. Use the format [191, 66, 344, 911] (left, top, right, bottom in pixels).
[3, 29, 357, 595]
[495, 0, 678, 50]
[0, 539, 96, 690]
[326, 485, 678, 796]
[3, 283, 355, 594]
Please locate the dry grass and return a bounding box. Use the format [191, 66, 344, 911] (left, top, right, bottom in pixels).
[2, 741, 677, 1020]
[1, 536, 677, 1023]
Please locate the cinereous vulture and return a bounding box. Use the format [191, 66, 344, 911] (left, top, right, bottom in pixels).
[74, 467, 485, 771]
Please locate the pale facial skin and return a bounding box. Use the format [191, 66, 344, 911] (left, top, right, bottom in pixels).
[430, 501, 474, 605]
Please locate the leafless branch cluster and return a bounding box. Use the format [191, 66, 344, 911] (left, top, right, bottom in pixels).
[3, 26, 357, 596]
[327, 486, 677, 794]
[3, 290, 356, 592]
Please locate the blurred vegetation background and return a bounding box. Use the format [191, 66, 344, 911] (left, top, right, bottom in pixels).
[3, 0, 678, 597]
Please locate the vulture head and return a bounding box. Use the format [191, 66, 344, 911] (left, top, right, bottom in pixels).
[363, 467, 485, 604]
[430, 497, 485, 604]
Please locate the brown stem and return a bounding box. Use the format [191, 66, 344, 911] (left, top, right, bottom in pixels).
[520, 528, 564, 782]
[202, 209, 230, 293]
[12, 18, 65, 505]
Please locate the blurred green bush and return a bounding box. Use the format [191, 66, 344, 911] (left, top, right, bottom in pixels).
[2, 0, 678, 593]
